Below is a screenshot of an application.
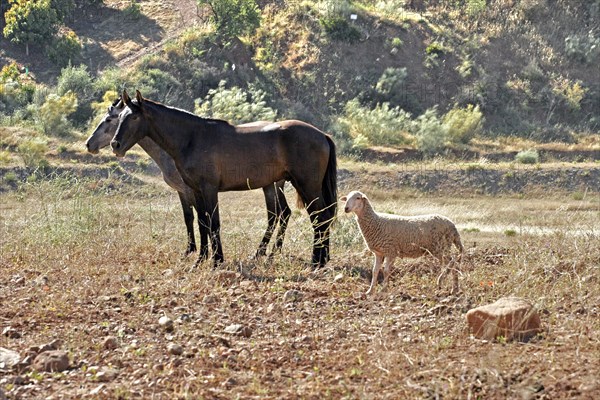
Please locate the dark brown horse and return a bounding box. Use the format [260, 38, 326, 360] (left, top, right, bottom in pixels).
[111, 90, 337, 268]
[85, 99, 290, 258]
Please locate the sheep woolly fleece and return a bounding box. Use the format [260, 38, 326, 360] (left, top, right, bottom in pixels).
[341, 190, 464, 295]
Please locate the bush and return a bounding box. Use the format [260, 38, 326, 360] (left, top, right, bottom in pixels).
[375, 67, 408, 98]
[17, 137, 48, 168]
[195, 80, 277, 124]
[443, 104, 484, 145]
[46, 30, 82, 67]
[57, 64, 93, 98]
[198, 0, 261, 39]
[413, 107, 448, 156]
[135, 68, 182, 104]
[320, 16, 360, 42]
[93, 67, 134, 95]
[37, 91, 78, 136]
[515, 149, 540, 164]
[565, 31, 600, 64]
[337, 99, 413, 148]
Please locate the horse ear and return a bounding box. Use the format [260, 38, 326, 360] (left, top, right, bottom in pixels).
[340, 196, 347, 202]
[122, 90, 133, 108]
[135, 90, 144, 104]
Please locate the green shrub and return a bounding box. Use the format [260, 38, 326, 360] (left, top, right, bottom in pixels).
[443, 104, 484, 145]
[565, 31, 600, 64]
[93, 67, 134, 95]
[466, 0, 486, 17]
[375, 67, 408, 98]
[515, 149, 539, 164]
[57, 64, 93, 98]
[124, 0, 142, 19]
[135, 68, 182, 104]
[17, 137, 48, 168]
[198, 0, 261, 39]
[46, 30, 81, 67]
[195, 80, 277, 124]
[320, 16, 360, 42]
[337, 99, 413, 147]
[425, 42, 445, 56]
[37, 91, 78, 136]
[413, 107, 448, 156]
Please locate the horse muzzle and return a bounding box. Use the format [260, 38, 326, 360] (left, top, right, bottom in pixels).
[110, 140, 125, 157]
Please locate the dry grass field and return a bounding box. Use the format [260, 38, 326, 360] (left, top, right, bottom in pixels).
[1, 168, 599, 399]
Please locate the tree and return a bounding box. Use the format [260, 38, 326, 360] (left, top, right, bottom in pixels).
[198, 0, 261, 40]
[3, 0, 60, 56]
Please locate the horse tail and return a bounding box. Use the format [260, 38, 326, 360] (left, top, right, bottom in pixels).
[322, 135, 338, 218]
[294, 134, 338, 215]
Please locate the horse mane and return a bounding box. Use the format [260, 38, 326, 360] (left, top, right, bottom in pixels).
[141, 97, 233, 127]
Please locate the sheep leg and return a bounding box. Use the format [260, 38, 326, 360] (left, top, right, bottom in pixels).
[366, 254, 384, 295]
[436, 255, 449, 289]
[381, 256, 395, 291]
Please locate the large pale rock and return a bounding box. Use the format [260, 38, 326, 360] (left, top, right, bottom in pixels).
[0, 347, 21, 369]
[32, 350, 70, 372]
[466, 297, 541, 341]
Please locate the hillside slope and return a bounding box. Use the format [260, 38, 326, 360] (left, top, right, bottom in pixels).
[1, 0, 599, 142]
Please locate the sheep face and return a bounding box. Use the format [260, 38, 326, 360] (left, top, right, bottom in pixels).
[340, 191, 367, 214]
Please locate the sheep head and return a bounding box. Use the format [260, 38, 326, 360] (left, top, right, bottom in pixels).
[340, 191, 368, 214]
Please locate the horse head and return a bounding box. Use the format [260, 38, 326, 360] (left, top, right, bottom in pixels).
[85, 98, 124, 154]
[111, 90, 150, 157]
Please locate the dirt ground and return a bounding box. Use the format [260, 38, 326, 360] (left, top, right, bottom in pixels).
[0, 171, 599, 399]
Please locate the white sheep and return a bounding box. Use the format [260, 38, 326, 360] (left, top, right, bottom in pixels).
[340, 190, 464, 295]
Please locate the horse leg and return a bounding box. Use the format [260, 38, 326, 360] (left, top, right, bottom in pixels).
[178, 191, 197, 256]
[197, 186, 223, 267]
[194, 191, 210, 266]
[271, 181, 291, 256]
[256, 184, 278, 258]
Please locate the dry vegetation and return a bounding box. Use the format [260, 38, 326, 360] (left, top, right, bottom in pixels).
[1, 170, 599, 399]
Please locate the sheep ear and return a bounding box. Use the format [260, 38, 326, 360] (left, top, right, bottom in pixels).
[340, 196, 347, 202]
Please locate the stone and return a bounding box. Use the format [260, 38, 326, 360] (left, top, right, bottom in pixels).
[0, 348, 21, 369]
[466, 297, 542, 341]
[167, 343, 184, 356]
[2, 326, 21, 339]
[333, 273, 344, 283]
[103, 336, 118, 350]
[158, 316, 174, 332]
[96, 368, 119, 382]
[32, 351, 70, 372]
[224, 324, 252, 338]
[283, 289, 303, 303]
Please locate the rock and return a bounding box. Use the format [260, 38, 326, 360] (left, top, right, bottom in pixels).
[89, 384, 106, 396]
[283, 289, 303, 303]
[333, 273, 344, 283]
[0, 347, 21, 369]
[37, 339, 63, 354]
[102, 336, 118, 350]
[224, 324, 252, 338]
[2, 327, 21, 339]
[167, 343, 184, 356]
[32, 351, 70, 372]
[96, 368, 119, 382]
[466, 297, 542, 341]
[158, 316, 174, 332]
